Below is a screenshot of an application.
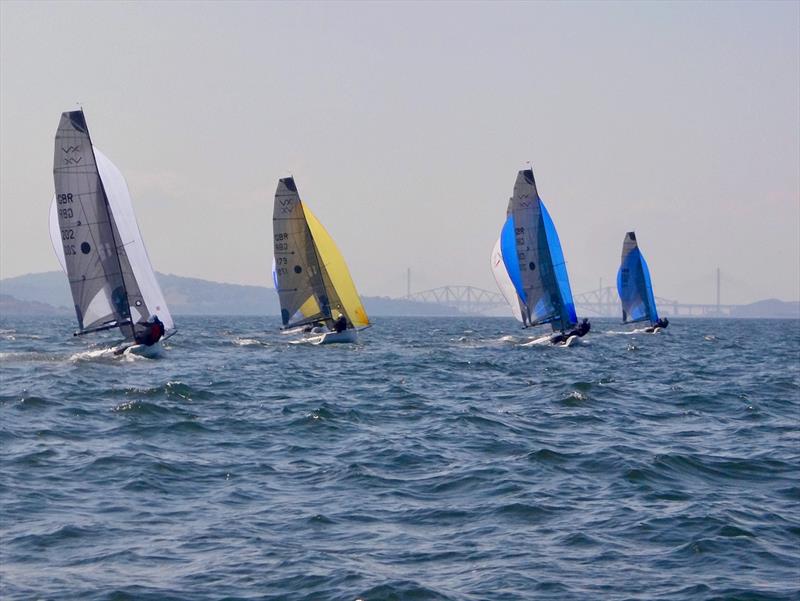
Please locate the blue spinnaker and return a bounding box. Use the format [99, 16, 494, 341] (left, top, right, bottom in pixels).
[541, 201, 578, 328]
[617, 232, 659, 324]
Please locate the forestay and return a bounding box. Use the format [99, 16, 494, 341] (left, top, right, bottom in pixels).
[272, 177, 369, 329]
[617, 231, 659, 324]
[495, 169, 577, 331]
[49, 110, 174, 339]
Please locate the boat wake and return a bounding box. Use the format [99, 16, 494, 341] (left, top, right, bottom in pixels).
[605, 328, 655, 336]
[232, 338, 265, 347]
[521, 334, 552, 347]
[0, 351, 60, 362]
[69, 347, 150, 363]
[0, 330, 43, 341]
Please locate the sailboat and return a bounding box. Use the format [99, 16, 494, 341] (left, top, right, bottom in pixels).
[491, 168, 587, 346]
[617, 231, 667, 332]
[49, 110, 175, 357]
[272, 176, 370, 344]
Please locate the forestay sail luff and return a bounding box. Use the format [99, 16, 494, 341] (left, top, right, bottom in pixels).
[617, 231, 659, 324]
[506, 169, 577, 332]
[53, 110, 135, 338]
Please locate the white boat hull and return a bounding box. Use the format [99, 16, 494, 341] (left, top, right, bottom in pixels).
[310, 329, 359, 345]
[115, 340, 164, 358]
[560, 335, 579, 347]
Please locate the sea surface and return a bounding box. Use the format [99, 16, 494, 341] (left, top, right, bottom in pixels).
[1, 316, 798, 601]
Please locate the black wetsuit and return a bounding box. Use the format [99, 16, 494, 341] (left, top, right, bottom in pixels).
[551, 319, 591, 345]
[332, 316, 348, 333]
[645, 317, 669, 333]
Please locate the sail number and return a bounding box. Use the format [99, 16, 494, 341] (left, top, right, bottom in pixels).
[58, 207, 74, 219]
[61, 229, 75, 240]
[63, 244, 76, 256]
[57, 193, 74, 204]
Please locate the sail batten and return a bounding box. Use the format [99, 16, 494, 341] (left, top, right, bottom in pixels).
[617, 231, 659, 325]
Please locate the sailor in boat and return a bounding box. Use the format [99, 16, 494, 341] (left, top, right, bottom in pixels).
[302, 321, 326, 334]
[645, 317, 669, 333]
[550, 318, 591, 345]
[135, 315, 165, 346]
[332, 314, 348, 334]
[114, 315, 164, 355]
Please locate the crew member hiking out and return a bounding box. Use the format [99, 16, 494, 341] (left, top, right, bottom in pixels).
[332, 314, 348, 333]
[136, 315, 165, 346]
[645, 317, 669, 333]
[550, 318, 591, 345]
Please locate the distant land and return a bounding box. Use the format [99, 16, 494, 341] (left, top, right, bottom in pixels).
[0, 271, 461, 317]
[729, 299, 800, 319]
[0, 271, 797, 318]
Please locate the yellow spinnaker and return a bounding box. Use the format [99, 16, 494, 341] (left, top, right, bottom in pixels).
[298, 295, 321, 319]
[303, 205, 370, 328]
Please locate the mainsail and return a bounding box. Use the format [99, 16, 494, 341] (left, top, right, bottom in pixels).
[492, 169, 577, 332]
[617, 231, 659, 324]
[50, 109, 174, 340]
[272, 177, 369, 329]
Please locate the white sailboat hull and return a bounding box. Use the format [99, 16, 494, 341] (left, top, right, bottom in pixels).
[560, 335, 580, 347]
[310, 329, 359, 345]
[115, 340, 164, 358]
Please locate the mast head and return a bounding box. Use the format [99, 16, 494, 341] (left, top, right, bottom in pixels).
[512, 168, 540, 204]
[278, 176, 297, 193]
[63, 109, 88, 133]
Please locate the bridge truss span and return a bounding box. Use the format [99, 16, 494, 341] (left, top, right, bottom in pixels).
[405, 286, 506, 315]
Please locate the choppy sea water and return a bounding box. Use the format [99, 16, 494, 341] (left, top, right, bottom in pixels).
[1, 315, 798, 601]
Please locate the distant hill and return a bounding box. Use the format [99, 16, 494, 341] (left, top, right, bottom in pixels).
[0, 271, 460, 317]
[731, 299, 800, 319]
[0, 294, 69, 316]
[3, 271, 799, 318]
[0, 271, 72, 311]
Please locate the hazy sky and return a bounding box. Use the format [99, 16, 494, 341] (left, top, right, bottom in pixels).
[1, 0, 798, 304]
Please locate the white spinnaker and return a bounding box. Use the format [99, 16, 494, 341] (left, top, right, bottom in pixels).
[490, 237, 523, 323]
[50, 146, 174, 332]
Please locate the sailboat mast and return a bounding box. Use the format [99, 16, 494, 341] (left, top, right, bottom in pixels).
[80, 110, 134, 329]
